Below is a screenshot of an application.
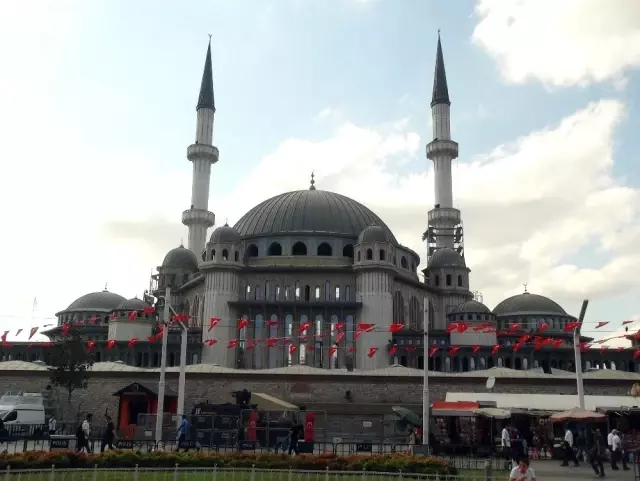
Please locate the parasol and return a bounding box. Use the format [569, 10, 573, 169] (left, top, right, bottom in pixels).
[550, 407, 606, 422]
[391, 406, 422, 427]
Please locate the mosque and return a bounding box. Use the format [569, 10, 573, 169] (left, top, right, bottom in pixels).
[3, 36, 635, 374]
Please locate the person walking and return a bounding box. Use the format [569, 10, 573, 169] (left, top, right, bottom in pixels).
[176, 415, 190, 452]
[589, 428, 606, 478]
[561, 424, 579, 467]
[501, 424, 513, 470]
[48, 415, 56, 435]
[101, 415, 115, 452]
[76, 414, 92, 453]
[288, 422, 302, 456]
[610, 429, 629, 471]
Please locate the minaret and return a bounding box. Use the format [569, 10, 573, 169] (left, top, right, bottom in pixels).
[181, 38, 218, 260]
[425, 33, 463, 256]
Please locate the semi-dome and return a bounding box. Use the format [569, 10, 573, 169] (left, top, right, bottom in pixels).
[358, 223, 389, 243]
[233, 189, 398, 243]
[493, 292, 567, 317]
[451, 300, 491, 314]
[427, 247, 466, 269]
[65, 290, 127, 312]
[210, 223, 241, 244]
[162, 245, 199, 270]
[117, 297, 148, 311]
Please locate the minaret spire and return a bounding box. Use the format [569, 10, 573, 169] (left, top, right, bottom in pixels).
[182, 38, 218, 260]
[431, 32, 450, 107]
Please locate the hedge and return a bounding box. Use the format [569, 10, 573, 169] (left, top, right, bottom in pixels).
[0, 451, 457, 475]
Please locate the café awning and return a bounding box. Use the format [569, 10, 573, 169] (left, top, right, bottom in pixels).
[432, 401, 479, 417]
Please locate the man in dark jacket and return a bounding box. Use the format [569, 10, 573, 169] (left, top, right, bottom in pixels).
[101, 415, 115, 452]
[288, 423, 303, 455]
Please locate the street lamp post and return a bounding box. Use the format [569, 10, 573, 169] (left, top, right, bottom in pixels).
[422, 297, 430, 451]
[155, 287, 171, 446]
[574, 299, 589, 410]
[177, 322, 188, 419]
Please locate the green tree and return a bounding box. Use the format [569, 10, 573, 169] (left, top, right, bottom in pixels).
[48, 326, 93, 403]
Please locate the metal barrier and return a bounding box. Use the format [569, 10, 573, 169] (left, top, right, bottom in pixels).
[0, 466, 493, 481]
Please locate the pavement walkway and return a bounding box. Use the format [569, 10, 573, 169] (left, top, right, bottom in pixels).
[516, 459, 635, 480]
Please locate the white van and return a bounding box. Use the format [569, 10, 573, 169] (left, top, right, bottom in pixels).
[0, 392, 46, 436]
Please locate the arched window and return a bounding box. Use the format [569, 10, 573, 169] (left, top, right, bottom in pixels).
[268, 314, 279, 368]
[446, 274, 452, 286]
[234, 251, 239, 262]
[445, 357, 451, 372]
[304, 285, 311, 302]
[254, 314, 264, 369]
[314, 285, 321, 300]
[479, 357, 486, 370]
[357, 251, 361, 262]
[435, 275, 440, 287]
[222, 249, 229, 261]
[245, 285, 251, 300]
[366, 248, 373, 260]
[254, 285, 260, 300]
[246, 244, 259, 258]
[409, 297, 420, 330]
[457, 275, 462, 287]
[469, 358, 476, 371]
[324, 281, 330, 301]
[211, 249, 216, 260]
[268, 242, 282, 256]
[379, 250, 386, 261]
[295, 281, 301, 300]
[393, 291, 405, 323]
[292, 242, 307, 256]
[401, 256, 408, 269]
[342, 244, 354, 258]
[344, 285, 351, 301]
[275, 285, 281, 300]
[284, 285, 290, 300]
[285, 314, 293, 365]
[265, 281, 270, 300]
[299, 314, 308, 365]
[334, 285, 341, 300]
[317, 243, 332, 256]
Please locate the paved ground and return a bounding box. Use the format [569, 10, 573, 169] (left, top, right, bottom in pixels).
[521, 459, 635, 480]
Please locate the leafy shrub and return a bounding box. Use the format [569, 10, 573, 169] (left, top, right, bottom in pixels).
[0, 451, 456, 475]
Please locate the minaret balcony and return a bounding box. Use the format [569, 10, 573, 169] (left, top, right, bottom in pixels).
[187, 144, 219, 164]
[426, 139, 458, 160]
[428, 207, 461, 226]
[182, 208, 215, 228]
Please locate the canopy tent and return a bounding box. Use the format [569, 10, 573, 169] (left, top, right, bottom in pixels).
[473, 407, 511, 419]
[550, 407, 606, 422]
[432, 401, 479, 417]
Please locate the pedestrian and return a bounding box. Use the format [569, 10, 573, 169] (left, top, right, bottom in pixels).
[589, 428, 606, 478]
[288, 422, 302, 456]
[176, 415, 190, 452]
[610, 429, 629, 471]
[509, 457, 536, 481]
[48, 415, 56, 435]
[561, 424, 579, 467]
[101, 415, 115, 452]
[407, 427, 416, 455]
[76, 414, 92, 453]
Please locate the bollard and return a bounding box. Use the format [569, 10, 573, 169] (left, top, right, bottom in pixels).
[325, 466, 329, 481]
[173, 463, 179, 481]
[4, 465, 9, 481]
[483, 459, 493, 481]
[361, 467, 366, 481]
[133, 464, 139, 481]
[288, 467, 293, 481]
[92, 464, 98, 481]
[212, 464, 217, 481]
[250, 464, 255, 481]
[49, 465, 55, 481]
[398, 470, 402, 481]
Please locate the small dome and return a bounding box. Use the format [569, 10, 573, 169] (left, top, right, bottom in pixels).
[493, 292, 567, 317]
[117, 297, 148, 311]
[162, 245, 199, 270]
[428, 247, 466, 269]
[66, 290, 127, 312]
[357, 223, 389, 244]
[210, 224, 241, 244]
[451, 300, 491, 314]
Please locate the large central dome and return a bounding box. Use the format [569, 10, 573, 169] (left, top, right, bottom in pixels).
[234, 189, 398, 243]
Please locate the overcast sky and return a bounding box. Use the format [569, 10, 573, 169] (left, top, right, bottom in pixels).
[1, 0, 639, 345]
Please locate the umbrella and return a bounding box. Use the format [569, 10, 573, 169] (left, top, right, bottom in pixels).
[550, 407, 606, 422]
[391, 406, 422, 427]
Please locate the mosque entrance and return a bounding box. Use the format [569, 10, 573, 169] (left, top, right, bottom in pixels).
[112, 382, 177, 434]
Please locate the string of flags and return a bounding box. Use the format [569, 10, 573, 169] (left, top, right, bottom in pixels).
[1, 310, 638, 358]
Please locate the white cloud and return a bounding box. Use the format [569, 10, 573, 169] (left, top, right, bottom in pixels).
[314, 107, 335, 121]
[472, 0, 640, 87]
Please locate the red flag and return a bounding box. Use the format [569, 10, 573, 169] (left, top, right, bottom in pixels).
[87, 340, 96, 352]
[513, 342, 521, 353]
[389, 345, 398, 356]
[266, 338, 278, 348]
[600, 346, 607, 355]
[128, 311, 138, 321]
[238, 319, 249, 329]
[448, 345, 460, 355]
[534, 342, 542, 351]
[106, 340, 116, 350]
[205, 339, 217, 347]
[209, 317, 221, 331]
[246, 340, 256, 350]
[227, 339, 239, 348]
[299, 322, 312, 334]
[428, 346, 438, 358]
[617, 346, 624, 352]
[266, 319, 279, 327]
[538, 322, 549, 332]
[127, 338, 139, 348]
[329, 346, 337, 357]
[406, 346, 417, 353]
[74, 320, 85, 326]
[456, 323, 468, 333]
[143, 306, 155, 315]
[29, 327, 38, 340]
[367, 347, 378, 358]
[108, 313, 118, 321]
[333, 322, 345, 331]
[491, 344, 500, 355]
[445, 323, 458, 333]
[472, 345, 480, 354]
[62, 324, 70, 336]
[357, 323, 375, 332]
[289, 344, 297, 355]
[508, 323, 520, 333]
[283, 337, 293, 345]
[87, 316, 98, 324]
[634, 349, 640, 360]
[42, 342, 53, 348]
[1, 331, 8, 342]
[552, 339, 564, 348]
[336, 332, 345, 344]
[579, 342, 590, 353]
[623, 320, 635, 325]
[564, 321, 580, 332]
[15, 329, 23, 336]
[595, 321, 609, 329]
[348, 346, 357, 353]
[388, 323, 404, 333]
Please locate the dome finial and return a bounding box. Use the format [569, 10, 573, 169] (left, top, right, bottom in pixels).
[309, 171, 316, 190]
[180, 238, 184, 247]
[224, 217, 229, 226]
[523, 282, 528, 293]
[104, 282, 108, 292]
